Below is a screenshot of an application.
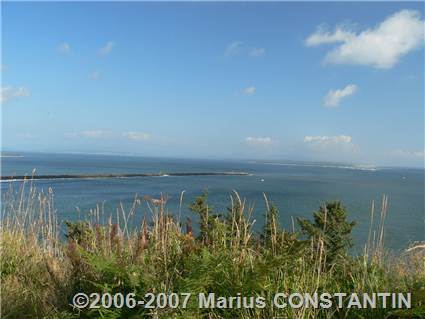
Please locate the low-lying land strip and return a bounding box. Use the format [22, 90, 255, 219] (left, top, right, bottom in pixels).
[0, 171, 249, 181]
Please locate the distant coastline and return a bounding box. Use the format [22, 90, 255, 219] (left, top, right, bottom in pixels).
[0, 155, 24, 158]
[1, 150, 424, 170]
[254, 161, 378, 171]
[0, 171, 250, 182]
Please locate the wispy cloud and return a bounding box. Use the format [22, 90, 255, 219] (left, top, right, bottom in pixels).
[69, 130, 151, 141]
[304, 135, 353, 146]
[306, 26, 354, 46]
[392, 149, 425, 158]
[1, 86, 30, 104]
[243, 86, 256, 95]
[88, 71, 100, 80]
[66, 130, 114, 139]
[122, 132, 151, 141]
[225, 41, 265, 57]
[225, 41, 244, 56]
[324, 84, 357, 107]
[246, 136, 274, 145]
[58, 42, 70, 54]
[99, 41, 115, 56]
[249, 47, 266, 57]
[305, 10, 424, 69]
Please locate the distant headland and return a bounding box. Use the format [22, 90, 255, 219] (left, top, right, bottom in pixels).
[0, 171, 250, 181]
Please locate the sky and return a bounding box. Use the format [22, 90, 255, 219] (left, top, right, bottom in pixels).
[1, 2, 424, 167]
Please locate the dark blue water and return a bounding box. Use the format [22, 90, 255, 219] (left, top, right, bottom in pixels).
[1, 152, 424, 251]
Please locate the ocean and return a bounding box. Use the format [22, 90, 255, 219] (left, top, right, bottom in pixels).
[1, 152, 424, 251]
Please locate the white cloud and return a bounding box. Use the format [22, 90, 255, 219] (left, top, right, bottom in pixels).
[392, 149, 425, 158]
[89, 71, 100, 80]
[99, 41, 115, 56]
[58, 42, 70, 54]
[79, 130, 112, 138]
[306, 26, 354, 46]
[243, 86, 256, 95]
[225, 41, 265, 57]
[249, 47, 266, 57]
[305, 10, 424, 69]
[324, 84, 357, 107]
[123, 132, 151, 141]
[302, 135, 358, 161]
[225, 41, 244, 56]
[304, 135, 353, 146]
[246, 137, 274, 145]
[1, 86, 30, 104]
[69, 130, 151, 141]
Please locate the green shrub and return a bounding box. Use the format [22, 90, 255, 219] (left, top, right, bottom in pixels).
[298, 201, 356, 266]
[1, 183, 423, 319]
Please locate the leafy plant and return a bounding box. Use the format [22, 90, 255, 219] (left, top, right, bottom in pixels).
[1, 180, 423, 319]
[298, 201, 356, 266]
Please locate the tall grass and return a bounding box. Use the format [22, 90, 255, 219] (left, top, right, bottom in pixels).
[1, 179, 424, 318]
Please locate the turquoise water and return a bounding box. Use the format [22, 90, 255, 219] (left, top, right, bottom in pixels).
[1, 152, 424, 251]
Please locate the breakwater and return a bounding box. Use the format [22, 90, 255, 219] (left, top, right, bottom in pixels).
[0, 172, 250, 181]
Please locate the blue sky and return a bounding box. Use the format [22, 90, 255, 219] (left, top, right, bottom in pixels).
[2, 2, 424, 167]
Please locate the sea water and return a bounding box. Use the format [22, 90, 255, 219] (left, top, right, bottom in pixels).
[1, 152, 424, 251]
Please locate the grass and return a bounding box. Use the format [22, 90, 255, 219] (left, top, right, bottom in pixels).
[1, 178, 424, 319]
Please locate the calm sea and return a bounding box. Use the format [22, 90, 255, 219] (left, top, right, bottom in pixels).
[1, 152, 424, 251]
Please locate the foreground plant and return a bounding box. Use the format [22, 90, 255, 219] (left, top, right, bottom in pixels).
[1, 180, 424, 319]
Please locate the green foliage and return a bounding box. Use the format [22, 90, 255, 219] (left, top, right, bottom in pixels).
[65, 221, 96, 249]
[2, 188, 423, 319]
[188, 190, 211, 243]
[261, 204, 308, 258]
[263, 205, 281, 243]
[188, 190, 227, 249]
[298, 201, 356, 265]
[386, 305, 425, 319]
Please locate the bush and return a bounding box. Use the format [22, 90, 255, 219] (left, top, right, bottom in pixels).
[298, 201, 356, 266]
[1, 182, 423, 319]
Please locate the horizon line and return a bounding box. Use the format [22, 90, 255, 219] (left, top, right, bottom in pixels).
[1, 149, 424, 170]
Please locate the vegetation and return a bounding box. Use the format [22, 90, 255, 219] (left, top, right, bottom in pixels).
[1, 180, 424, 318]
[297, 201, 356, 266]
